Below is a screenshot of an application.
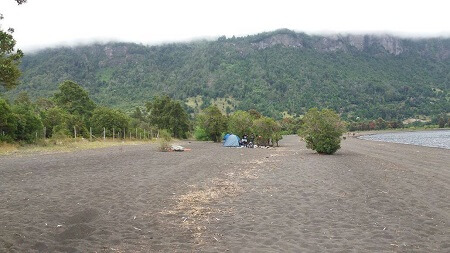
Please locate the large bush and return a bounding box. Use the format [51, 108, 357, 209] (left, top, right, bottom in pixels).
[299, 108, 346, 154]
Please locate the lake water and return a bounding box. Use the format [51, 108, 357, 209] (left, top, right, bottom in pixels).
[359, 130, 450, 149]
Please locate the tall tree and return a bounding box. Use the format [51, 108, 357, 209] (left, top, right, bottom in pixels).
[53, 80, 96, 117]
[146, 95, 189, 138]
[0, 0, 26, 90]
[198, 105, 227, 142]
[228, 110, 253, 137]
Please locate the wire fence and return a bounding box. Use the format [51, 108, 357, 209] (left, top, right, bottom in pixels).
[35, 127, 161, 141]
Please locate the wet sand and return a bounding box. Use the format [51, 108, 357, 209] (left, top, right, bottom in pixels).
[0, 135, 449, 252]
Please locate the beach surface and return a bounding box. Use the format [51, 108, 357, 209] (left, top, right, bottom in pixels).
[1, 135, 449, 252]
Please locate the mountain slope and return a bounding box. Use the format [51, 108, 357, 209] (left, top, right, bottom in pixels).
[7, 29, 450, 119]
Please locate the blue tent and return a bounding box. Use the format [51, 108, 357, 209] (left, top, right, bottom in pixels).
[223, 134, 240, 147]
[223, 133, 231, 141]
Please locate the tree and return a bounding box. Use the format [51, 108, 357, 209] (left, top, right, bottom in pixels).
[299, 108, 346, 154]
[14, 91, 31, 105]
[197, 105, 227, 142]
[11, 103, 43, 142]
[90, 107, 130, 137]
[53, 80, 96, 117]
[0, 97, 17, 141]
[252, 117, 280, 146]
[41, 107, 70, 137]
[248, 109, 262, 120]
[146, 95, 189, 138]
[228, 110, 253, 137]
[0, 0, 26, 90]
[131, 107, 145, 121]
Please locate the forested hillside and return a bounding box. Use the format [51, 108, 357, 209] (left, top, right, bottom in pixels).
[5, 29, 450, 120]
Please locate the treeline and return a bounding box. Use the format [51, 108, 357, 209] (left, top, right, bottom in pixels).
[0, 80, 295, 146]
[1, 80, 152, 143]
[2, 79, 447, 145]
[348, 118, 404, 131]
[348, 114, 450, 131]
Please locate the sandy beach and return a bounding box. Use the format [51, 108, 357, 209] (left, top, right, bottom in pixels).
[0, 135, 449, 252]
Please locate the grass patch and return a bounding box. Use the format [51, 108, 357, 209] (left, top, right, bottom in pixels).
[0, 138, 155, 156]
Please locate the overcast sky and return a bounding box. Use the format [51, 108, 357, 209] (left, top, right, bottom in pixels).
[2, 0, 450, 52]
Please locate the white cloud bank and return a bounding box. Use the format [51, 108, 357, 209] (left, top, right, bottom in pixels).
[2, 0, 450, 51]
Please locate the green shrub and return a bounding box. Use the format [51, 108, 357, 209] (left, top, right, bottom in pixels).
[158, 129, 172, 151]
[299, 108, 346, 154]
[194, 126, 209, 141]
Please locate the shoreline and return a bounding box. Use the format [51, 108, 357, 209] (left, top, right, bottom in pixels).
[356, 129, 450, 150]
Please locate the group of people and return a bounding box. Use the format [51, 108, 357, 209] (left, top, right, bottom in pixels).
[239, 133, 255, 147]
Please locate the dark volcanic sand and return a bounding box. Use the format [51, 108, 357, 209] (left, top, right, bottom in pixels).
[0, 136, 449, 252]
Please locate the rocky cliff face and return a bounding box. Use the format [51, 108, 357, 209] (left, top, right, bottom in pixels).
[249, 30, 449, 58]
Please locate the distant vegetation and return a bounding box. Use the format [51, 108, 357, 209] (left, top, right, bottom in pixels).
[3, 29, 448, 122]
[0, 81, 287, 147]
[1, 30, 450, 149]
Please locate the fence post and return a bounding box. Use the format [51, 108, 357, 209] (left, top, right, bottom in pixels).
[123, 129, 126, 139]
[135, 128, 137, 139]
[140, 132, 142, 139]
[144, 129, 146, 139]
[113, 128, 115, 140]
[90, 127, 92, 142]
[43, 127, 46, 139]
[74, 126, 77, 139]
[103, 127, 106, 140]
[129, 131, 131, 140]
[150, 129, 153, 140]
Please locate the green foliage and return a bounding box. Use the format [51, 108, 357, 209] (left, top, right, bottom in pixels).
[299, 108, 346, 154]
[193, 126, 209, 141]
[11, 103, 43, 142]
[279, 117, 303, 134]
[197, 105, 227, 142]
[158, 129, 172, 151]
[53, 80, 96, 117]
[0, 98, 17, 141]
[41, 107, 70, 137]
[146, 95, 189, 138]
[0, 1, 27, 89]
[9, 30, 449, 120]
[90, 107, 130, 137]
[431, 113, 449, 128]
[228, 110, 253, 137]
[252, 117, 281, 146]
[348, 119, 403, 131]
[0, 28, 23, 90]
